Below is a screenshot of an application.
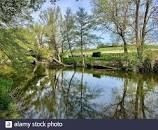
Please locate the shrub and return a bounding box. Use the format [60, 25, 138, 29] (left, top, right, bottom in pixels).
[153, 60, 158, 73]
[92, 52, 101, 57]
[138, 58, 152, 73]
[143, 58, 152, 73]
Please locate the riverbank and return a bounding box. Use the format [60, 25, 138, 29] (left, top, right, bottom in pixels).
[63, 45, 158, 73]
[63, 52, 158, 73]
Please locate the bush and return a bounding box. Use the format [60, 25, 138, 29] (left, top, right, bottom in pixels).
[138, 58, 152, 73]
[92, 52, 101, 57]
[143, 58, 152, 73]
[153, 60, 158, 73]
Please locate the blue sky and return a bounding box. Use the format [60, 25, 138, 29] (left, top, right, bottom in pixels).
[32, 0, 111, 43]
[55, 0, 92, 14]
[33, 0, 92, 20]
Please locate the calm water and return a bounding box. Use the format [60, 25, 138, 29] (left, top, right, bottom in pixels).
[8, 65, 158, 119]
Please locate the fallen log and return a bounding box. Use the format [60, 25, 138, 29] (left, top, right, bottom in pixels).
[92, 65, 120, 70]
[52, 58, 65, 66]
[49, 58, 73, 67]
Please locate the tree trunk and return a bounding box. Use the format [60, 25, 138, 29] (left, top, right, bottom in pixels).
[67, 34, 75, 64]
[121, 33, 128, 54]
[135, 0, 142, 62]
[81, 43, 85, 67]
[123, 41, 128, 54]
[137, 47, 143, 62]
[80, 27, 85, 67]
[52, 35, 61, 62]
[135, 0, 150, 62]
[140, 0, 150, 61]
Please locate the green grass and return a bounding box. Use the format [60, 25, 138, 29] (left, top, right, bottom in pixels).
[64, 52, 138, 66]
[68, 45, 158, 57]
[0, 77, 21, 119]
[64, 45, 158, 66]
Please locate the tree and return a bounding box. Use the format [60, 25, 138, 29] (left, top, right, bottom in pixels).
[0, 0, 52, 66]
[0, 0, 65, 25]
[0, 0, 47, 26]
[75, 8, 97, 67]
[133, 0, 154, 62]
[0, 28, 32, 66]
[62, 8, 76, 62]
[93, 0, 131, 54]
[31, 24, 46, 47]
[40, 7, 63, 62]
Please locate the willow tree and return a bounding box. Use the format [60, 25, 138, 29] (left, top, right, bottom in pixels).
[0, 0, 49, 66]
[40, 7, 63, 62]
[31, 24, 46, 47]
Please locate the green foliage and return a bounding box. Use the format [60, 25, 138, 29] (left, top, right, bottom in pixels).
[0, 75, 21, 119]
[39, 7, 63, 60]
[0, 0, 51, 25]
[0, 65, 15, 76]
[61, 8, 76, 51]
[63, 52, 138, 68]
[0, 27, 53, 69]
[0, 28, 38, 71]
[0, 29, 27, 63]
[143, 58, 152, 73]
[0, 103, 21, 119]
[14, 28, 37, 47]
[75, 8, 98, 46]
[0, 78, 12, 110]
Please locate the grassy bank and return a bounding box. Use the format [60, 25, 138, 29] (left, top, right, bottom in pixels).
[0, 77, 20, 119]
[0, 65, 31, 119]
[63, 45, 158, 71]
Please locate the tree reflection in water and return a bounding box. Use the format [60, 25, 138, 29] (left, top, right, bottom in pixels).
[13, 66, 102, 119]
[102, 74, 158, 119]
[11, 66, 158, 119]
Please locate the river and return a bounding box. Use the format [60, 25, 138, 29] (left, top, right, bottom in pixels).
[1, 65, 158, 119]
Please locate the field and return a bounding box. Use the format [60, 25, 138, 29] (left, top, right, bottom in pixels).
[68, 45, 158, 56]
[63, 45, 158, 66]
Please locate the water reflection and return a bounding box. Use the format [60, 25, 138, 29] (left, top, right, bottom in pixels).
[12, 65, 158, 119]
[102, 75, 158, 119]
